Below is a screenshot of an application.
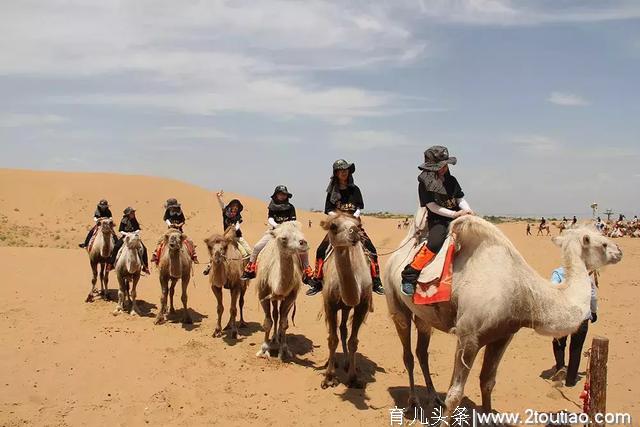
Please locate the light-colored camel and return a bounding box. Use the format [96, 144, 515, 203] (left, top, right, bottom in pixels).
[319, 213, 373, 389]
[204, 226, 248, 340]
[155, 229, 193, 325]
[384, 209, 622, 418]
[86, 218, 115, 302]
[255, 221, 308, 361]
[113, 231, 143, 316]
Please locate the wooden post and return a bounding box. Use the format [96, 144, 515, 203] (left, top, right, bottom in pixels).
[588, 336, 609, 426]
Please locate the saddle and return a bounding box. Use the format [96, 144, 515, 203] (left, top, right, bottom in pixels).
[153, 239, 197, 266]
[413, 236, 457, 305]
[87, 226, 115, 253]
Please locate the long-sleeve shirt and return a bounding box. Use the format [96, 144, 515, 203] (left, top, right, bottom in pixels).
[163, 208, 185, 225]
[550, 267, 598, 318]
[93, 207, 113, 220]
[324, 185, 364, 215]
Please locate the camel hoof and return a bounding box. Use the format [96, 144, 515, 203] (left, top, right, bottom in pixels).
[129, 308, 140, 317]
[212, 329, 222, 338]
[347, 376, 365, 389]
[321, 377, 340, 389]
[85, 294, 94, 303]
[154, 316, 165, 325]
[256, 349, 270, 358]
[112, 308, 122, 316]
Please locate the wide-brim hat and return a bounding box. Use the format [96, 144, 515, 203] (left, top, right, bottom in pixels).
[418, 145, 457, 171]
[332, 159, 355, 174]
[271, 185, 293, 199]
[164, 198, 181, 208]
[227, 199, 244, 212]
[123, 206, 136, 215]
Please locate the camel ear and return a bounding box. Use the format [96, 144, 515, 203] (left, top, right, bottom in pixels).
[320, 220, 329, 230]
[582, 234, 591, 247]
[269, 229, 276, 238]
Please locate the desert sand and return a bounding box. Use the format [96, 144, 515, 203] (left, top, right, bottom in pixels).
[0, 168, 638, 426]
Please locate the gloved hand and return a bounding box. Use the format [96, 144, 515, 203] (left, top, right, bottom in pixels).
[591, 312, 598, 323]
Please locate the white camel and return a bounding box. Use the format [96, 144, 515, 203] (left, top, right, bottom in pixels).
[384, 209, 623, 418]
[113, 231, 143, 316]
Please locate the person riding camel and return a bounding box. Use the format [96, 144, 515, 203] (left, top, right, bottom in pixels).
[79, 199, 114, 248]
[151, 198, 198, 263]
[202, 190, 252, 275]
[241, 185, 313, 283]
[305, 159, 384, 296]
[400, 146, 473, 296]
[106, 207, 150, 274]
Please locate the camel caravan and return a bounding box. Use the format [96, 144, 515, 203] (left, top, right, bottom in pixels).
[78, 147, 626, 416]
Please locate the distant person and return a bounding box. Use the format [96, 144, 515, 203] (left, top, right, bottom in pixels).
[595, 217, 605, 233]
[308, 219, 312, 228]
[572, 216, 577, 226]
[550, 268, 598, 387]
[79, 199, 113, 248]
[618, 214, 626, 223]
[632, 215, 638, 225]
[106, 207, 149, 274]
[398, 222, 402, 230]
[306, 159, 384, 296]
[562, 216, 568, 222]
[540, 217, 546, 227]
[526, 223, 532, 236]
[241, 186, 312, 283]
[400, 146, 473, 296]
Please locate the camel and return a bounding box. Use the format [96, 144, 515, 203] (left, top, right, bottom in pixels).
[255, 221, 308, 361]
[537, 223, 551, 236]
[113, 231, 143, 316]
[384, 209, 623, 418]
[85, 218, 116, 302]
[204, 226, 248, 340]
[155, 229, 193, 325]
[319, 213, 373, 389]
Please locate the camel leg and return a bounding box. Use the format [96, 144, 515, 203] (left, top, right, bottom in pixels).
[277, 292, 296, 361]
[479, 335, 512, 413]
[102, 263, 110, 300]
[339, 307, 351, 370]
[415, 318, 443, 408]
[155, 276, 169, 325]
[87, 260, 98, 302]
[99, 263, 106, 299]
[271, 301, 280, 348]
[228, 286, 240, 340]
[180, 276, 192, 324]
[345, 301, 368, 389]
[113, 275, 125, 315]
[321, 303, 340, 389]
[257, 299, 273, 357]
[443, 338, 480, 420]
[169, 278, 177, 315]
[211, 285, 224, 338]
[130, 276, 141, 316]
[388, 294, 420, 411]
[238, 285, 247, 328]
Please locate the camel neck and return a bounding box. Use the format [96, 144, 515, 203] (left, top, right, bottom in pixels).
[169, 249, 182, 278]
[334, 246, 361, 307]
[279, 248, 294, 286]
[125, 246, 141, 273]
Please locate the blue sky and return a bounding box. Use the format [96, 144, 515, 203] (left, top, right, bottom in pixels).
[1, 1, 639, 216]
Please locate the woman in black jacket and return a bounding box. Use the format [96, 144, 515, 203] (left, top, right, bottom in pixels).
[106, 207, 150, 274]
[79, 199, 113, 248]
[306, 159, 384, 296]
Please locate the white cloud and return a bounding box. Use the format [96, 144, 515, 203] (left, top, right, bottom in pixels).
[548, 92, 590, 107]
[511, 135, 560, 152]
[0, 113, 67, 128]
[329, 130, 415, 151]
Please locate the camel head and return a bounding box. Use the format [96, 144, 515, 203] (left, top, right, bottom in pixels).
[552, 227, 623, 271]
[270, 221, 308, 254]
[98, 218, 113, 234]
[321, 213, 361, 248]
[204, 235, 229, 265]
[122, 231, 141, 251]
[164, 229, 185, 253]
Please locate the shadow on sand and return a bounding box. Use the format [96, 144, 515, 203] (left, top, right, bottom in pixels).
[219, 321, 263, 346]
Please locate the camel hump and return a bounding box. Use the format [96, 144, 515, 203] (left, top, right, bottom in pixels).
[450, 215, 504, 245]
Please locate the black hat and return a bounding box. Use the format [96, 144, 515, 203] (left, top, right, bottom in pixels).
[226, 199, 244, 212]
[165, 198, 181, 208]
[271, 185, 293, 199]
[123, 207, 136, 215]
[419, 146, 457, 171]
[98, 199, 109, 207]
[332, 159, 355, 174]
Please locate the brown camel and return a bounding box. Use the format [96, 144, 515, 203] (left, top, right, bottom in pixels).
[320, 213, 373, 389]
[537, 223, 551, 236]
[384, 211, 623, 418]
[113, 231, 143, 316]
[255, 221, 308, 361]
[204, 226, 248, 340]
[85, 218, 115, 302]
[155, 229, 193, 325]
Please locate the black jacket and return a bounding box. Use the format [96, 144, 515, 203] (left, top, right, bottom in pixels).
[268, 200, 297, 224]
[93, 206, 113, 219]
[119, 216, 141, 233]
[324, 185, 364, 214]
[418, 173, 464, 223]
[163, 208, 185, 224]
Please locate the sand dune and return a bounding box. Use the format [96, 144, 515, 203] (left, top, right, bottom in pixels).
[0, 168, 638, 426]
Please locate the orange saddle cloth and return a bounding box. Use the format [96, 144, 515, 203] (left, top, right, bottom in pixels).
[413, 237, 456, 305]
[153, 240, 196, 266]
